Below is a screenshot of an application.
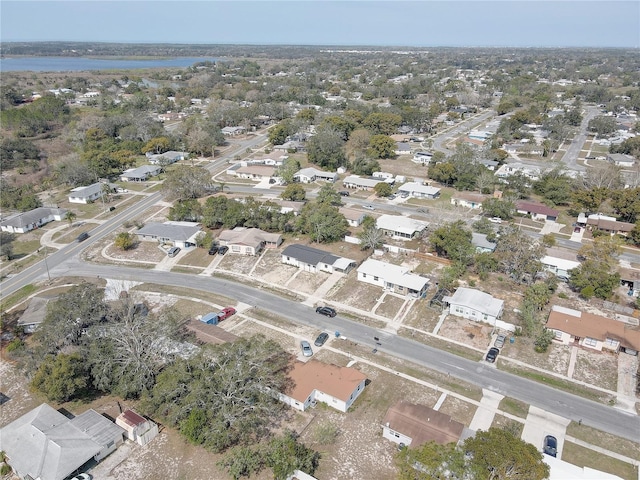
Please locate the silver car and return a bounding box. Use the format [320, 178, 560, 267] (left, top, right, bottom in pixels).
[494, 334, 506, 348]
[300, 340, 313, 357]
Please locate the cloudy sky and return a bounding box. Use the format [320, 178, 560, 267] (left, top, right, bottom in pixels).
[2, 1, 639, 48]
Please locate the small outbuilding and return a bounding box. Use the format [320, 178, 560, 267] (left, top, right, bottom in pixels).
[115, 409, 159, 446]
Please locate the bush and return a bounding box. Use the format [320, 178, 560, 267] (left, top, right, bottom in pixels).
[534, 329, 555, 353]
[580, 285, 595, 299]
[6, 338, 24, 353]
[1, 464, 11, 475]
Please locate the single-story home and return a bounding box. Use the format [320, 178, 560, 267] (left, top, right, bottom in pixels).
[472, 232, 497, 253]
[293, 167, 338, 183]
[218, 227, 282, 256]
[382, 401, 464, 447]
[494, 163, 541, 181]
[586, 217, 635, 236]
[451, 192, 487, 210]
[135, 221, 202, 248]
[397, 182, 441, 199]
[342, 175, 386, 191]
[222, 126, 246, 136]
[395, 142, 412, 155]
[0, 404, 125, 480]
[443, 287, 504, 325]
[376, 214, 429, 240]
[339, 207, 367, 227]
[412, 151, 434, 165]
[274, 140, 306, 152]
[18, 296, 52, 333]
[278, 360, 367, 413]
[546, 305, 640, 355]
[502, 142, 543, 156]
[157, 112, 186, 122]
[357, 259, 429, 298]
[146, 150, 187, 165]
[541, 255, 580, 279]
[608, 153, 636, 167]
[234, 164, 277, 180]
[274, 200, 306, 216]
[281, 244, 356, 273]
[68, 182, 118, 204]
[516, 201, 559, 222]
[0, 207, 67, 233]
[120, 164, 161, 182]
[115, 410, 159, 446]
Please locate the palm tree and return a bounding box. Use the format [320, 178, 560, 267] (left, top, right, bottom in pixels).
[65, 210, 77, 227]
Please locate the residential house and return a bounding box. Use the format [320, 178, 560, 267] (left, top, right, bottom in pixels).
[541, 255, 580, 279]
[472, 232, 497, 253]
[250, 152, 288, 165]
[0, 404, 125, 480]
[293, 167, 338, 183]
[451, 192, 487, 209]
[274, 140, 306, 152]
[135, 221, 202, 248]
[281, 244, 356, 273]
[18, 296, 52, 333]
[0, 207, 67, 233]
[115, 410, 159, 446]
[397, 182, 441, 199]
[382, 401, 464, 447]
[586, 216, 635, 237]
[495, 163, 541, 182]
[218, 227, 282, 255]
[274, 200, 306, 216]
[187, 318, 240, 345]
[146, 150, 187, 165]
[234, 164, 277, 180]
[357, 259, 430, 298]
[546, 305, 640, 355]
[619, 267, 640, 297]
[68, 182, 117, 204]
[157, 112, 186, 122]
[342, 175, 385, 191]
[412, 151, 434, 165]
[479, 159, 499, 170]
[443, 287, 504, 325]
[503, 142, 543, 156]
[221, 126, 246, 136]
[376, 214, 429, 240]
[279, 360, 367, 413]
[339, 207, 366, 227]
[468, 130, 493, 141]
[608, 153, 636, 167]
[120, 164, 161, 182]
[395, 142, 412, 155]
[516, 201, 559, 222]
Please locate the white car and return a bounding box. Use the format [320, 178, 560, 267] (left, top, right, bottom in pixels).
[363, 205, 376, 211]
[489, 217, 502, 224]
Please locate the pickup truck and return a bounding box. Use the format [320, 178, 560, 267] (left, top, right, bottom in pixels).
[200, 307, 236, 325]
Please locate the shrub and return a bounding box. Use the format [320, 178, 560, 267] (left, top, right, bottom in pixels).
[6, 338, 24, 353]
[580, 285, 595, 299]
[1, 464, 12, 475]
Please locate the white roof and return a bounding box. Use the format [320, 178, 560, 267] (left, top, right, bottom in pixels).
[541, 256, 580, 272]
[343, 175, 384, 188]
[358, 259, 429, 291]
[376, 214, 429, 235]
[443, 287, 504, 317]
[397, 182, 440, 196]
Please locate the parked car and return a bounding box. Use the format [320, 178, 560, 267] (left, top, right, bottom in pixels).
[543, 435, 557, 457]
[388, 194, 397, 200]
[489, 217, 502, 224]
[218, 246, 229, 255]
[314, 332, 329, 347]
[208, 245, 219, 255]
[217, 307, 236, 321]
[494, 334, 506, 348]
[70, 474, 92, 480]
[485, 347, 500, 363]
[316, 306, 337, 317]
[339, 190, 350, 197]
[76, 232, 90, 242]
[167, 246, 181, 257]
[300, 340, 313, 357]
[363, 204, 376, 211]
[573, 226, 581, 233]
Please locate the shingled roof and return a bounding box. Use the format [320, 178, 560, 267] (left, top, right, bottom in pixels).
[383, 401, 464, 446]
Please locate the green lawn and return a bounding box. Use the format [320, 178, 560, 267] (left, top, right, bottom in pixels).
[562, 441, 638, 480]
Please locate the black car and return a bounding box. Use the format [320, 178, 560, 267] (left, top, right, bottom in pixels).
[316, 306, 337, 317]
[314, 332, 329, 347]
[543, 435, 557, 457]
[485, 347, 500, 363]
[218, 246, 229, 255]
[76, 232, 89, 242]
[208, 245, 219, 255]
[339, 191, 350, 197]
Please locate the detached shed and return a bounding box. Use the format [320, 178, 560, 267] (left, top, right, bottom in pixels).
[115, 410, 158, 446]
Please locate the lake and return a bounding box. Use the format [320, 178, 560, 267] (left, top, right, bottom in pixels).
[0, 56, 218, 72]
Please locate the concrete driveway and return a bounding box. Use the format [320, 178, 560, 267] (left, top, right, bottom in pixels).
[521, 406, 571, 458]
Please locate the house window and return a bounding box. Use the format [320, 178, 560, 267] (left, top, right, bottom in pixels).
[106, 440, 114, 448]
[455, 306, 463, 314]
[483, 314, 488, 321]
[232, 245, 241, 252]
[584, 337, 597, 347]
[374, 276, 379, 281]
[554, 330, 563, 340]
[394, 433, 400, 438]
[362, 273, 367, 278]
[605, 338, 618, 347]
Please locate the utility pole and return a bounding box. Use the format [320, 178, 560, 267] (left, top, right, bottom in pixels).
[40, 247, 51, 282]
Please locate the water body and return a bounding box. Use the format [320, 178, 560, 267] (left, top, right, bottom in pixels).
[0, 56, 218, 72]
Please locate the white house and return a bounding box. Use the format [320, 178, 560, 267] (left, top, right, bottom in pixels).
[293, 167, 338, 183]
[120, 164, 161, 182]
[495, 162, 541, 182]
[395, 142, 412, 155]
[146, 150, 187, 165]
[376, 214, 429, 240]
[342, 175, 386, 191]
[339, 207, 367, 227]
[221, 126, 246, 136]
[397, 182, 441, 199]
[412, 151, 434, 165]
[281, 244, 356, 273]
[218, 227, 283, 255]
[115, 410, 159, 446]
[0, 207, 67, 233]
[279, 360, 367, 413]
[443, 287, 504, 325]
[357, 259, 429, 298]
[450, 192, 487, 209]
[68, 182, 117, 204]
[541, 255, 580, 279]
[135, 221, 202, 248]
[608, 153, 636, 167]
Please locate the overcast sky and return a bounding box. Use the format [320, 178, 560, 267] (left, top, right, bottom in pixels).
[2, 1, 639, 48]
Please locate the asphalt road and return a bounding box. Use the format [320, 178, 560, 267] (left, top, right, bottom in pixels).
[48, 260, 640, 443]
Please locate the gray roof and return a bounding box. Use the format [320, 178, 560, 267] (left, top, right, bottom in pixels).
[69, 409, 125, 446]
[136, 221, 202, 242]
[443, 287, 504, 318]
[121, 164, 160, 178]
[69, 182, 117, 199]
[0, 207, 67, 228]
[0, 404, 101, 480]
[472, 232, 497, 251]
[18, 296, 52, 327]
[282, 244, 339, 266]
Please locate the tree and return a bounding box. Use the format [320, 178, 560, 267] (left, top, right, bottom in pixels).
[281, 184, 306, 201]
[358, 222, 384, 250]
[266, 431, 320, 480]
[268, 123, 289, 145]
[142, 136, 171, 154]
[588, 116, 617, 135]
[0, 232, 14, 261]
[569, 237, 622, 299]
[363, 112, 402, 135]
[315, 183, 341, 206]
[114, 232, 135, 250]
[428, 161, 457, 186]
[345, 128, 371, 159]
[306, 126, 346, 170]
[463, 428, 549, 480]
[571, 187, 610, 213]
[429, 221, 473, 264]
[396, 441, 467, 480]
[373, 182, 393, 197]
[30, 353, 90, 402]
[349, 154, 380, 176]
[276, 157, 301, 184]
[65, 210, 77, 227]
[611, 188, 640, 224]
[367, 134, 396, 159]
[494, 226, 545, 284]
[168, 199, 203, 222]
[162, 165, 211, 200]
[481, 198, 515, 220]
[296, 202, 348, 243]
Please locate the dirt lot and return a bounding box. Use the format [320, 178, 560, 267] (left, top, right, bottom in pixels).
[326, 272, 381, 311]
[501, 336, 571, 375]
[572, 348, 619, 391]
[438, 316, 493, 350]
